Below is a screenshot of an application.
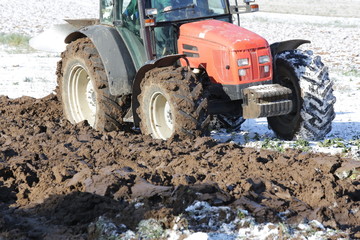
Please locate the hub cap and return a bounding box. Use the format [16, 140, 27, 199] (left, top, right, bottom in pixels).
[149, 92, 173, 139]
[67, 65, 96, 126]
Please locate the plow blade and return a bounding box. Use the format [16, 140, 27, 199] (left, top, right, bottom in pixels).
[29, 23, 77, 52]
[29, 18, 98, 52]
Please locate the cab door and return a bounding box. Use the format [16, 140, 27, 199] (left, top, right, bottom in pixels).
[115, 0, 147, 70]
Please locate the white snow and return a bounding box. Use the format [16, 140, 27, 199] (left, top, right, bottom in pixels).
[184, 232, 209, 240]
[0, 0, 98, 36]
[0, 47, 58, 98]
[166, 201, 347, 240]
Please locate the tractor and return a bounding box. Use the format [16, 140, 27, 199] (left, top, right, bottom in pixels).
[56, 0, 336, 140]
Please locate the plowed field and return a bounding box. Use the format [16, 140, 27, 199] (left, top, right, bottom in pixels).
[1, 95, 359, 239]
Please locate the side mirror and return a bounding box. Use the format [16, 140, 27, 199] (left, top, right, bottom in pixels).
[145, 8, 158, 27]
[145, 8, 158, 17]
[230, 3, 259, 14]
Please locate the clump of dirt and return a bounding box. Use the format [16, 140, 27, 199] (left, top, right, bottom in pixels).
[0, 94, 359, 239]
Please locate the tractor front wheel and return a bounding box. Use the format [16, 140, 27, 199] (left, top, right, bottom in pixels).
[267, 50, 336, 140]
[137, 66, 210, 140]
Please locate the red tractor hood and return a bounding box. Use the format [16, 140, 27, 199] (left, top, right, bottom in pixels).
[179, 19, 269, 50]
[178, 19, 273, 85]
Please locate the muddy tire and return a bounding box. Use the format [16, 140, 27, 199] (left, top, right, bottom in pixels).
[267, 50, 336, 140]
[137, 66, 210, 140]
[56, 38, 129, 131]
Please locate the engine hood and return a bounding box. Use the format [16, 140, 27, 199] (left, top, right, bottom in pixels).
[177, 19, 273, 86]
[179, 19, 269, 50]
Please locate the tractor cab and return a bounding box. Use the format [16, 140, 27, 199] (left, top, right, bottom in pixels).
[142, 0, 232, 57]
[99, 0, 254, 63]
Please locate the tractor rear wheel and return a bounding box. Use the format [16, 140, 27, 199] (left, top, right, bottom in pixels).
[267, 50, 336, 140]
[137, 66, 210, 140]
[57, 38, 129, 131]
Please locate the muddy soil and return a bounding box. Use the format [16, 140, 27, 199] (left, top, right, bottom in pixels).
[0, 94, 359, 239]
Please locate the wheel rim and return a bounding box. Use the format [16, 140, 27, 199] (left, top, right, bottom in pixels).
[149, 92, 173, 139]
[67, 65, 96, 126]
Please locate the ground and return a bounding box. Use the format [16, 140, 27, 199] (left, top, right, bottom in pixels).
[0, 94, 359, 239]
[0, 0, 360, 239]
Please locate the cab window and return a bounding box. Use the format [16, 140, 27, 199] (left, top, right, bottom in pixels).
[101, 0, 114, 24]
[121, 0, 141, 37]
[147, 0, 229, 22]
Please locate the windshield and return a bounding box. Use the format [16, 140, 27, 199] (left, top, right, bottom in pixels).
[148, 0, 229, 22]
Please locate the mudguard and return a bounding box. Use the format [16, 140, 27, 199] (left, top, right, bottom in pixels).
[65, 25, 136, 96]
[131, 54, 188, 127]
[270, 39, 310, 57]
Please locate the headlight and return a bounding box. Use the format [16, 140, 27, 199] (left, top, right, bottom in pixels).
[239, 69, 247, 76]
[264, 65, 270, 73]
[237, 58, 249, 67]
[259, 55, 270, 64]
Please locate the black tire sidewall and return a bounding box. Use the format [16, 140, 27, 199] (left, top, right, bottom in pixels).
[268, 59, 302, 140]
[268, 49, 335, 140]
